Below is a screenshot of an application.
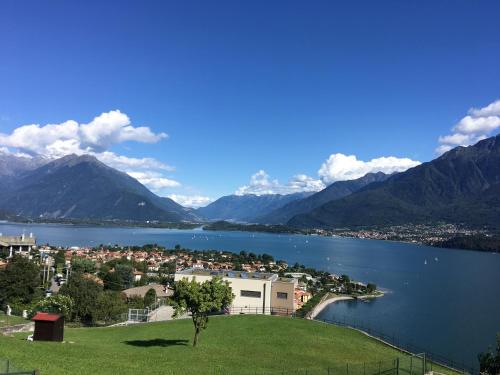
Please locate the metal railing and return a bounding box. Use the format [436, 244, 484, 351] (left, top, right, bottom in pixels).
[317, 316, 474, 374]
[128, 298, 168, 323]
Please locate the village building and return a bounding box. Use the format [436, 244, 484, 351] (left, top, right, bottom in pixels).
[174, 269, 296, 315]
[0, 233, 36, 258]
[122, 284, 173, 300]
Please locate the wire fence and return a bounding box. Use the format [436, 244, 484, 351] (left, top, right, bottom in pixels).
[317, 316, 474, 375]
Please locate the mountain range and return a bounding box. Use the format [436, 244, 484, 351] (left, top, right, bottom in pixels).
[196, 192, 312, 223]
[0, 134, 499, 229]
[257, 172, 390, 224]
[0, 154, 200, 222]
[289, 135, 500, 229]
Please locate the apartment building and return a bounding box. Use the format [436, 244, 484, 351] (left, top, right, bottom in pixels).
[174, 269, 296, 315]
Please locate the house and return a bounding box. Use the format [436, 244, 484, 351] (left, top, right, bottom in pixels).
[122, 284, 173, 300]
[0, 233, 36, 258]
[294, 290, 312, 308]
[133, 271, 144, 282]
[174, 269, 296, 315]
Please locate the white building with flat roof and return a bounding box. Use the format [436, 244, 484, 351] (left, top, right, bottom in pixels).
[174, 269, 296, 315]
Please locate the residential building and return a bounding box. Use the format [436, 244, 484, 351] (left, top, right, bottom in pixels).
[174, 269, 296, 315]
[0, 233, 36, 258]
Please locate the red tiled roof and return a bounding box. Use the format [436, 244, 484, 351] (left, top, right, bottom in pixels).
[32, 312, 62, 322]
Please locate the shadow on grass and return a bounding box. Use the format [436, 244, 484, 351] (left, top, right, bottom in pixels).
[124, 338, 189, 347]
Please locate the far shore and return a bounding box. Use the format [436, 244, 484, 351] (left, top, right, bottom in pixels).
[307, 292, 384, 320]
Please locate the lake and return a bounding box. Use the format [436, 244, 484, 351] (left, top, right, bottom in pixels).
[1, 221, 499, 371]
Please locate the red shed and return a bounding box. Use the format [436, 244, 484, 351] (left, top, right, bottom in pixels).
[32, 312, 64, 342]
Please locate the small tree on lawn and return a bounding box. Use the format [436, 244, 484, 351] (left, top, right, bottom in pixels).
[172, 277, 233, 347]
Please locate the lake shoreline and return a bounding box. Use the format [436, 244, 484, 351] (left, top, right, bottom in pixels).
[307, 292, 385, 320]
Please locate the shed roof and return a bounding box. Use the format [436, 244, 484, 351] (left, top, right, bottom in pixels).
[32, 312, 62, 322]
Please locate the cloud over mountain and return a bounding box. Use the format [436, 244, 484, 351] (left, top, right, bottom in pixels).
[235, 170, 325, 196]
[318, 154, 420, 183]
[0, 110, 179, 195]
[236, 153, 420, 195]
[437, 100, 500, 154]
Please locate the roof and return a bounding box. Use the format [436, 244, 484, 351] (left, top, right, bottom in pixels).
[176, 268, 279, 281]
[32, 312, 62, 322]
[0, 235, 36, 247]
[123, 284, 173, 298]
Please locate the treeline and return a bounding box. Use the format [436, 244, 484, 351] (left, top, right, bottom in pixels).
[8, 217, 201, 229]
[203, 220, 311, 234]
[0, 255, 160, 326]
[434, 235, 500, 252]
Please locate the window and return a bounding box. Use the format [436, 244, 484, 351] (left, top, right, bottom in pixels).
[240, 290, 261, 298]
[276, 292, 288, 300]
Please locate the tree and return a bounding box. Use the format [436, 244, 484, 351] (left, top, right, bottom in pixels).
[366, 283, 377, 294]
[71, 258, 96, 274]
[172, 277, 233, 347]
[479, 334, 500, 374]
[59, 273, 102, 324]
[0, 255, 41, 309]
[143, 288, 157, 307]
[31, 295, 74, 319]
[54, 250, 66, 268]
[103, 264, 134, 291]
[94, 291, 127, 323]
[340, 274, 350, 284]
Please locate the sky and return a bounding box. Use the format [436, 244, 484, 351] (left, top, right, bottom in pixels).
[1, 0, 500, 207]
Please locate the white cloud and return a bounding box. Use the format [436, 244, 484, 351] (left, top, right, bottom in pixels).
[437, 100, 500, 154]
[468, 100, 500, 117]
[0, 110, 167, 158]
[0, 146, 33, 159]
[318, 154, 420, 183]
[0, 110, 184, 196]
[236, 170, 325, 196]
[127, 171, 181, 192]
[168, 194, 213, 208]
[97, 151, 175, 172]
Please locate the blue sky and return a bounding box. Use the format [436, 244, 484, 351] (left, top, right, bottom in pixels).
[1, 1, 500, 206]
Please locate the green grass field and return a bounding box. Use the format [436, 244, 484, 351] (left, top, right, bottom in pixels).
[0, 315, 458, 375]
[0, 312, 28, 328]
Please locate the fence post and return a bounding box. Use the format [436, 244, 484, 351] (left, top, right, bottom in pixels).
[410, 356, 413, 375]
[328, 367, 331, 375]
[379, 361, 381, 375]
[346, 362, 349, 375]
[396, 357, 399, 375]
[7, 359, 9, 373]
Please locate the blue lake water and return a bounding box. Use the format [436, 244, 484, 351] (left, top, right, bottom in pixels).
[1, 221, 499, 370]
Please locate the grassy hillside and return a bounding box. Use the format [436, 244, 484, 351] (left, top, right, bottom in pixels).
[0, 312, 28, 328]
[0, 315, 457, 375]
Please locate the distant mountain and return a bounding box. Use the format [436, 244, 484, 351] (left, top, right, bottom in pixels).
[196, 192, 313, 223]
[257, 172, 389, 224]
[289, 135, 500, 229]
[0, 154, 200, 222]
[0, 154, 48, 192]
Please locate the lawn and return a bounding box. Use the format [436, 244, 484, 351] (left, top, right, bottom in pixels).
[0, 315, 458, 375]
[0, 312, 28, 328]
